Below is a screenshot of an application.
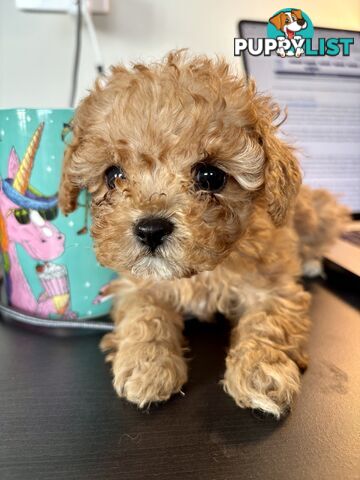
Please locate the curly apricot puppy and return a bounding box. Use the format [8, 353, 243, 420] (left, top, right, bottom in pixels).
[59, 51, 348, 417]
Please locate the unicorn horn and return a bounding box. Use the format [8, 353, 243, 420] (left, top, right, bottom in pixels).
[12, 122, 44, 194]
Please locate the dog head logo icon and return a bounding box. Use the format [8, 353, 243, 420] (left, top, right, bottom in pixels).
[268, 8, 314, 57]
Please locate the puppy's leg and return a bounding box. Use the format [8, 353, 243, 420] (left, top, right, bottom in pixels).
[223, 283, 310, 417]
[101, 290, 187, 407]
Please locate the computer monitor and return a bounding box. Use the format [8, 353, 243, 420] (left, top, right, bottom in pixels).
[238, 21, 360, 215]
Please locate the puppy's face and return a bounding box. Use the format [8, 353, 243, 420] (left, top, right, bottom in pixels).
[270, 10, 307, 39]
[59, 53, 301, 280]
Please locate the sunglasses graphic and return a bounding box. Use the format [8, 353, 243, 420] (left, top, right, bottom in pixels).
[14, 206, 58, 225]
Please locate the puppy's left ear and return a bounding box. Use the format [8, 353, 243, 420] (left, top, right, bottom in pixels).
[252, 88, 302, 227]
[291, 9, 303, 19]
[262, 131, 302, 227]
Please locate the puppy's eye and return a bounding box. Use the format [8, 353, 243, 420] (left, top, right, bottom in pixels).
[193, 163, 227, 193]
[285, 18, 290, 24]
[104, 165, 126, 189]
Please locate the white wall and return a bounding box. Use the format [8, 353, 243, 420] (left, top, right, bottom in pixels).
[1, 0, 359, 108]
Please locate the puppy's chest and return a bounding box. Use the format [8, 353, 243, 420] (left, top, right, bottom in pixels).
[174, 270, 266, 322]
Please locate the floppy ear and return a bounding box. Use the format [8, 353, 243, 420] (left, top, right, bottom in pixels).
[58, 71, 121, 215]
[58, 128, 82, 215]
[252, 88, 302, 227]
[269, 12, 285, 31]
[291, 9, 303, 20]
[8, 147, 20, 178]
[262, 132, 302, 227]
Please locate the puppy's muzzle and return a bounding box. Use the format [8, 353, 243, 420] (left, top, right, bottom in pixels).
[134, 216, 174, 252]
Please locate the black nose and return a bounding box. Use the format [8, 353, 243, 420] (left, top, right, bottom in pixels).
[297, 18, 305, 26]
[134, 217, 174, 251]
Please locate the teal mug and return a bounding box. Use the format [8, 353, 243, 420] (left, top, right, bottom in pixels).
[0, 109, 116, 323]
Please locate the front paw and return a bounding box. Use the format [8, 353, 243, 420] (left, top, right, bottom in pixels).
[223, 341, 301, 418]
[110, 342, 187, 407]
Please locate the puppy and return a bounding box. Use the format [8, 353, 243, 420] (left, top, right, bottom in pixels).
[59, 52, 348, 417]
[270, 9, 307, 57]
[270, 9, 307, 40]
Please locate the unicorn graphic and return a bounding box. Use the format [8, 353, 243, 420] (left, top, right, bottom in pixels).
[0, 122, 77, 319]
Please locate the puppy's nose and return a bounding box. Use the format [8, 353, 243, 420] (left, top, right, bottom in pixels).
[135, 217, 174, 251]
[297, 18, 305, 26]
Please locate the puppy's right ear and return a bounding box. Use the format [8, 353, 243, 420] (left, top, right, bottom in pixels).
[58, 131, 81, 215]
[58, 73, 112, 215]
[269, 12, 285, 31]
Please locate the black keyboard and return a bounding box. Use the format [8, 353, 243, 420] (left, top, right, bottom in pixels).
[341, 230, 360, 247]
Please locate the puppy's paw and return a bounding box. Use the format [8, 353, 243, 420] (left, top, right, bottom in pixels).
[111, 343, 187, 407]
[223, 342, 301, 418]
[302, 259, 323, 278]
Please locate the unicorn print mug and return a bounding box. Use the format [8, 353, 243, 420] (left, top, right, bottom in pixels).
[0, 109, 116, 326]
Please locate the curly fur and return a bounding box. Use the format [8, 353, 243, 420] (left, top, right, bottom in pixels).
[59, 51, 349, 417]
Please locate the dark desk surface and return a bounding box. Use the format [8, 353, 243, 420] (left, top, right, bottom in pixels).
[0, 279, 359, 480]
